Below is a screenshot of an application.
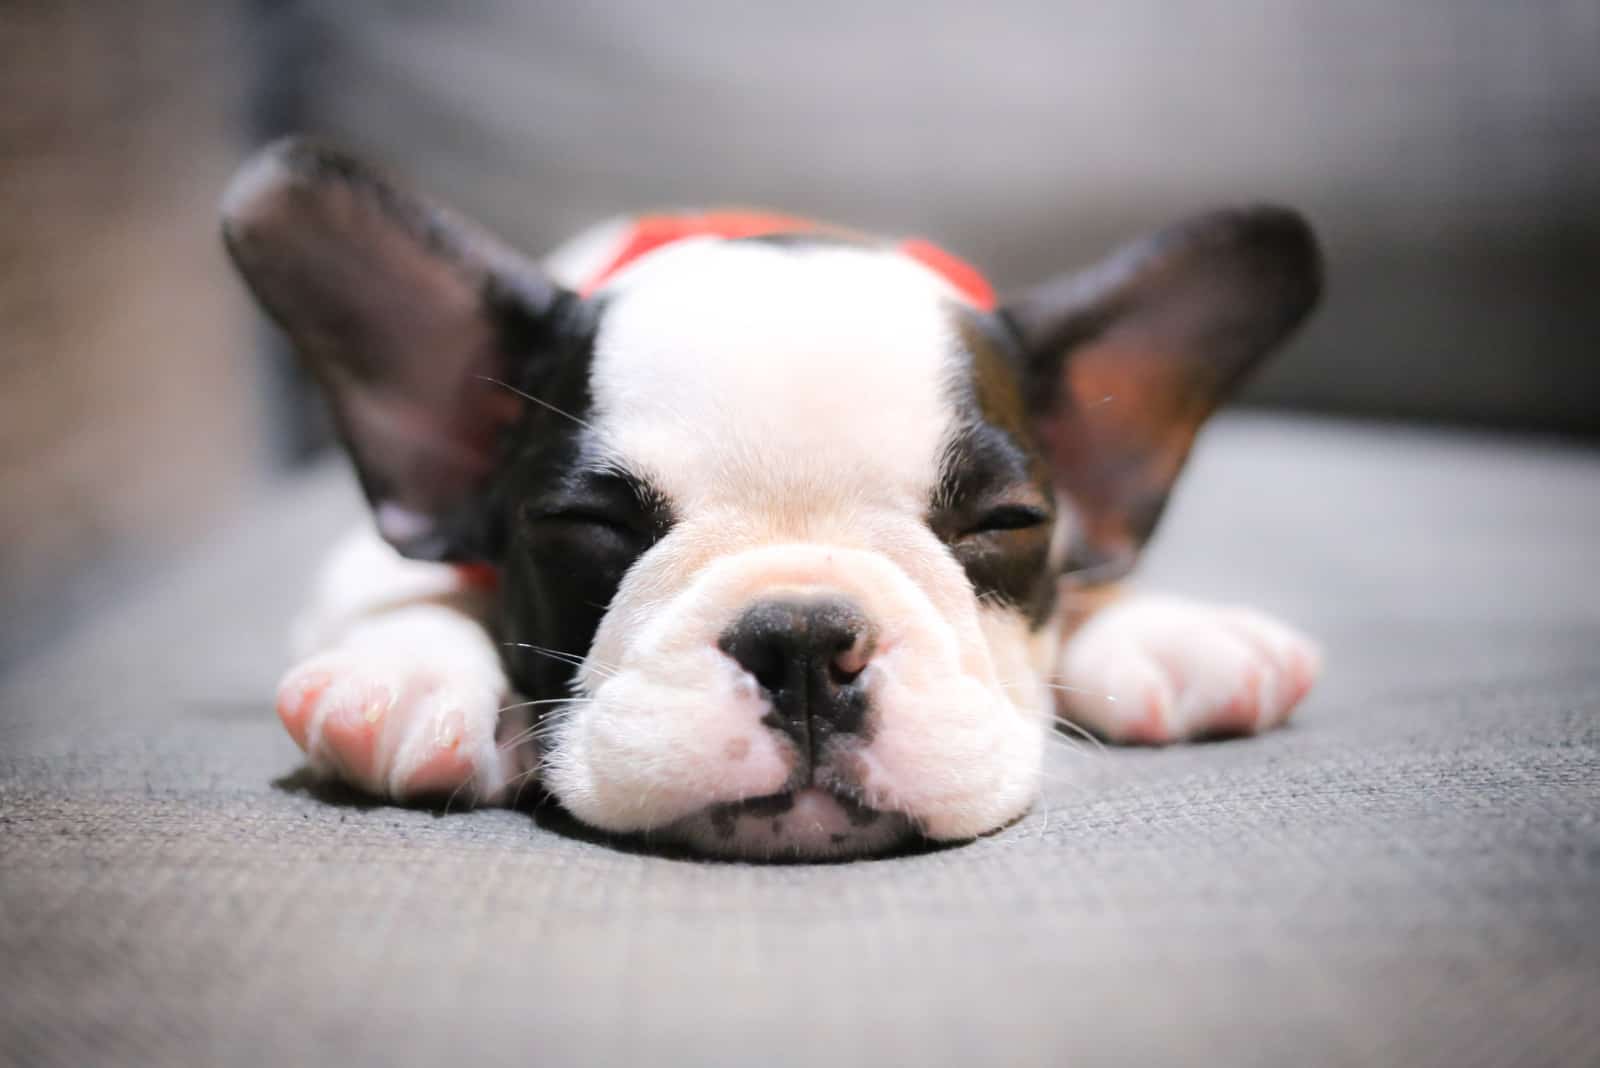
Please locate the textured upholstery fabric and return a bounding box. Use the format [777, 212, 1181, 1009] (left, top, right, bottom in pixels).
[2, 414, 1597, 1066]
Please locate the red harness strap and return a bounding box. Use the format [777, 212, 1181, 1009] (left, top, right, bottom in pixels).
[579, 211, 996, 311]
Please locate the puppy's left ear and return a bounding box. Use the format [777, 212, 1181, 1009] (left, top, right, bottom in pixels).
[222, 138, 585, 561]
[1002, 205, 1322, 583]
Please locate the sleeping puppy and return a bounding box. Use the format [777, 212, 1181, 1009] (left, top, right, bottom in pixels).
[223, 138, 1322, 859]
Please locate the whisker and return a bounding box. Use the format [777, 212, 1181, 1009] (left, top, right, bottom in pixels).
[1049, 715, 1107, 755]
[996, 678, 1119, 703]
[498, 693, 638, 757]
[496, 696, 578, 715]
[496, 718, 554, 754]
[500, 641, 588, 664]
[507, 763, 546, 809]
[1039, 681, 1120, 703]
[998, 678, 1122, 717]
[442, 774, 476, 816]
[501, 642, 619, 679]
[1033, 762, 1086, 785]
[475, 375, 600, 432]
[1041, 730, 1101, 761]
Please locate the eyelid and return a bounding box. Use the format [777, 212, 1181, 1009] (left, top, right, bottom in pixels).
[521, 494, 634, 526]
[534, 507, 635, 528]
[961, 502, 1051, 536]
[533, 469, 662, 519]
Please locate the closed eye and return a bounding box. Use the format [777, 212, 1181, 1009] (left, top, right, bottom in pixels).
[542, 509, 634, 532]
[520, 501, 650, 552]
[531, 509, 650, 550]
[962, 504, 1050, 538]
[521, 466, 675, 545]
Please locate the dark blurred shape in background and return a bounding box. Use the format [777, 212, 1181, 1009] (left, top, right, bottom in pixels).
[2, 1, 1596, 664]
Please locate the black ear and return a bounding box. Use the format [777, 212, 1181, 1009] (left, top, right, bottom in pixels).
[1002, 205, 1322, 584]
[221, 137, 583, 561]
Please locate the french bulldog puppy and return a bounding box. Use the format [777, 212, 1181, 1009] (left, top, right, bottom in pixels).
[223, 138, 1322, 858]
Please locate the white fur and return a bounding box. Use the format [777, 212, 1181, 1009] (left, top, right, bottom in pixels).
[273, 233, 1320, 857]
[588, 240, 960, 513]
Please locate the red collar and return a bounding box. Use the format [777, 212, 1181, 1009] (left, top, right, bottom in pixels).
[579, 211, 996, 311]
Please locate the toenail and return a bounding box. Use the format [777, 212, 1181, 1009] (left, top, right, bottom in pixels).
[432, 708, 464, 749]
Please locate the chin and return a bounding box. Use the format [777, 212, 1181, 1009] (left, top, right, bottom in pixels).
[658, 787, 921, 860]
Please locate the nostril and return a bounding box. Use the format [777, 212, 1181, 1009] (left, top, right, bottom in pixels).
[721, 628, 789, 694]
[747, 651, 788, 695]
[828, 634, 872, 688]
[827, 661, 860, 688]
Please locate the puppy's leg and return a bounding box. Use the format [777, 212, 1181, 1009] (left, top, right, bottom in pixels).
[1051, 593, 1320, 744]
[274, 528, 534, 804]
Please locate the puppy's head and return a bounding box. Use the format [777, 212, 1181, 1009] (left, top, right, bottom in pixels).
[224, 139, 1320, 858]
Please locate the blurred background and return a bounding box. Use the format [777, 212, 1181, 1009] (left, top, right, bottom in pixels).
[2, 1, 1596, 668]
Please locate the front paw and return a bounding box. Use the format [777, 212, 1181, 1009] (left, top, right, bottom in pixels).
[275, 652, 535, 804]
[1056, 596, 1321, 744]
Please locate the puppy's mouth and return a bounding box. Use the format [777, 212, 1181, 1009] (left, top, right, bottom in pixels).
[670, 785, 915, 859]
[711, 783, 880, 829]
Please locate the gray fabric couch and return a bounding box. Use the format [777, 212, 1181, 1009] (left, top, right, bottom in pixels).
[3, 413, 1597, 1066]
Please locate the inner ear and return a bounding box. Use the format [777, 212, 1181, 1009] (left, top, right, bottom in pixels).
[1002, 205, 1322, 583]
[221, 137, 586, 561]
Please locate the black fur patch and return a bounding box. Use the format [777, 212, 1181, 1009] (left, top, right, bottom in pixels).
[484, 304, 676, 699]
[930, 306, 1059, 626]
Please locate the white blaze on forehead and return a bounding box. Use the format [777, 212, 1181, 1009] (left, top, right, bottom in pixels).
[589, 240, 960, 513]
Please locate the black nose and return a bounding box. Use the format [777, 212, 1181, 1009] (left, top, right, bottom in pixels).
[718, 595, 876, 759]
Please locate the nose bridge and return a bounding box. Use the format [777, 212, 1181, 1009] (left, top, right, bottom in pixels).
[693, 463, 917, 550]
[697, 533, 890, 613]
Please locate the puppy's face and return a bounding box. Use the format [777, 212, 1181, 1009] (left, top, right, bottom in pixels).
[224, 140, 1319, 858]
[504, 241, 1056, 854]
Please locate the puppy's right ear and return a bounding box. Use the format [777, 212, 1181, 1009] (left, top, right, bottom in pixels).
[221, 137, 585, 561]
